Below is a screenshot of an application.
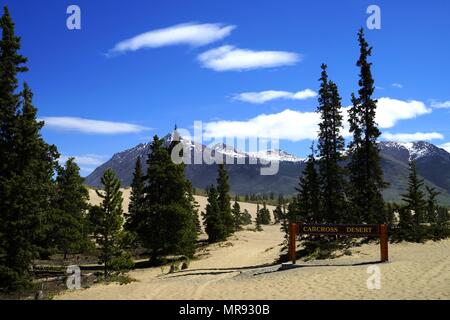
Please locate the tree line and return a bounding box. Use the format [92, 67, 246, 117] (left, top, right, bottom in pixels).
[283, 29, 449, 255]
[1, 6, 448, 292]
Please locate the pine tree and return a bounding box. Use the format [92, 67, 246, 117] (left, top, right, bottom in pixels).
[241, 209, 252, 226]
[216, 164, 234, 236]
[125, 156, 145, 234]
[316, 64, 347, 223]
[187, 182, 202, 234]
[0, 7, 59, 290]
[347, 28, 386, 224]
[255, 203, 262, 231]
[0, 6, 29, 290]
[231, 197, 242, 231]
[401, 161, 427, 224]
[203, 186, 226, 243]
[52, 158, 90, 259]
[138, 135, 197, 262]
[273, 195, 285, 224]
[89, 169, 125, 278]
[425, 186, 440, 223]
[273, 205, 283, 224]
[293, 144, 321, 223]
[259, 202, 271, 225]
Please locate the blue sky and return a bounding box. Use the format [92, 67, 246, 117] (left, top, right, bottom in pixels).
[5, 0, 450, 174]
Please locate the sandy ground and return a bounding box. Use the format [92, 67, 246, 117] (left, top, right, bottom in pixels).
[59, 192, 450, 300]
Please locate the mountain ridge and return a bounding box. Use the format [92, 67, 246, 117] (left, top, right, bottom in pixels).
[85, 137, 450, 205]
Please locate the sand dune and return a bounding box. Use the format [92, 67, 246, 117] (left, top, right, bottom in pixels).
[59, 191, 450, 300]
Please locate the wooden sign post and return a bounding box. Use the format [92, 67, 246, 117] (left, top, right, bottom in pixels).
[288, 223, 389, 264]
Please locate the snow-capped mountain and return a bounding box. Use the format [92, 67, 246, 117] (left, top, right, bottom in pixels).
[379, 141, 446, 162]
[85, 139, 450, 204]
[247, 149, 305, 162]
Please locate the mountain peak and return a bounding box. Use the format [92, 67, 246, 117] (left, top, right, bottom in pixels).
[248, 148, 305, 162]
[379, 140, 443, 161]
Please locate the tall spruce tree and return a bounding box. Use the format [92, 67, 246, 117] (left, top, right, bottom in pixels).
[216, 164, 234, 235]
[0, 7, 59, 290]
[52, 158, 90, 259]
[401, 161, 427, 225]
[293, 144, 321, 223]
[89, 169, 125, 278]
[316, 64, 347, 223]
[203, 186, 226, 243]
[138, 135, 197, 262]
[0, 6, 29, 290]
[347, 28, 386, 224]
[125, 156, 145, 234]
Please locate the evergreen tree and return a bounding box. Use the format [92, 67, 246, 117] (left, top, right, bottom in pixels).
[216, 164, 234, 235]
[395, 206, 416, 242]
[138, 135, 197, 262]
[125, 156, 145, 234]
[316, 64, 347, 223]
[280, 204, 289, 240]
[347, 28, 386, 224]
[436, 206, 450, 225]
[0, 6, 29, 290]
[401, 161, 427, 224]
[425, 186, 440, 223]
[255, 203, 262, 231]
[89, 169, 126, 278]
[52, 158, 90, 259]
[231, 197, 242, 231]
[259, 202, 271, 225]
[187, 182, 202, 234]
[273, 205, 283, 224]
[203, 186, 226, 243]
[241, 209, 252, 226]
[0, 8, 59, 290]
[273, 195, 285, 224]
[293, 144, 321, 223]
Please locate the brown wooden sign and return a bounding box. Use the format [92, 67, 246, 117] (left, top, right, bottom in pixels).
[298, 223, 379, 236]
[288, 223, 388, 264]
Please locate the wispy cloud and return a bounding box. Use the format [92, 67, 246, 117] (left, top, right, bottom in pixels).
[59, 154, 108, 167]
[430, 100, 450, 109]
[108, 23, 235, 55]
[42, 117, 150, 134]
[204, 97, 432, 141]
[439, 142, 450, 153]
[392, 83, 403, 88]
[233, 89, 317, 104]
[382, 132, 444, 142]
[198, 45, 300, 71]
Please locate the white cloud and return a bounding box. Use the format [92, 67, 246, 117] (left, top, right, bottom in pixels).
[375, 97, 431, 128]
[430, 100, 450, 109]
[204, 109, 319, 141]
[233, 89, 317, 104]
[59, 154, 108, 167]
[439, 142, 450, 153]
[392, 83, 403, 88]
[204, 97, 433, 142]
[382, 132, 444, 142]
[109, 22, 235, 54]
[198, 45, 300, 71]
[42, 117, 150, 134]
